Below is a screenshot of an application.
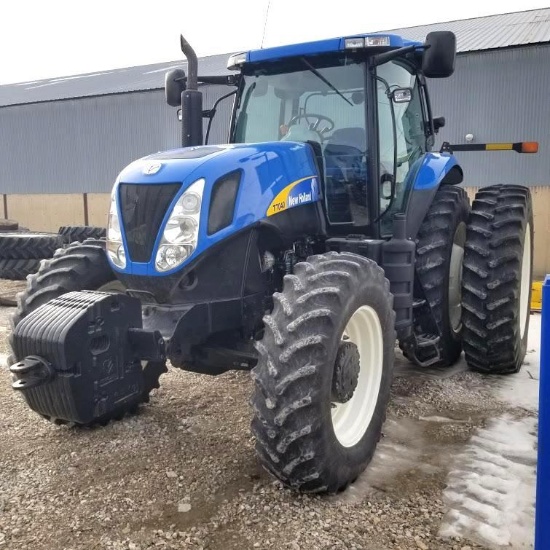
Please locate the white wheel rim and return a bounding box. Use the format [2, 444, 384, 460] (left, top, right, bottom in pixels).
[449, 223, 466, 334]
[519, 223, 531, 339]
[331, 305, 384, 448]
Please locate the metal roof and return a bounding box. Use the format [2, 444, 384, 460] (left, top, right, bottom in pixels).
[0, 53, 231, 108]
[1, 8, 549, 108]
[387, 8, 550, 52]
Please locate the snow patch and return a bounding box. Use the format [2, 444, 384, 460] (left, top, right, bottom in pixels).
[440, 415, 537, 549]
[333, 418, 424, 504]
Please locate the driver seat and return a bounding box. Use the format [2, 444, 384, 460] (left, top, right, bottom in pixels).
[324, 127, 367, 181]
[323, 127, 368, 222]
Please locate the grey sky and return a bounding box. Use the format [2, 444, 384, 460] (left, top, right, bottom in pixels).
[2, 0, 549, 85]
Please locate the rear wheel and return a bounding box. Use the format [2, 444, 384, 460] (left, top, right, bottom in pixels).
[10, 239, 166, 422]
[461, 185, 533, 374]
[405, 186, 470, 367]
[251, 252, 395, 493]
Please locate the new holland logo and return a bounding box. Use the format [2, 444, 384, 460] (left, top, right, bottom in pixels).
[143, 162, 162, 175]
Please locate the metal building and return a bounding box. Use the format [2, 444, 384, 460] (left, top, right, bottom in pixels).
[0, 8, 549, 271]
[0, 54, 233, 196]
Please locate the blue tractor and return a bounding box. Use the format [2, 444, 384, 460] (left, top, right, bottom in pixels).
[9, 30, 536, 493]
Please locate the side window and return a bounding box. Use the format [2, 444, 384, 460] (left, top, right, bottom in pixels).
[376, 61, 427, 234]
[234, 81, 282, 143]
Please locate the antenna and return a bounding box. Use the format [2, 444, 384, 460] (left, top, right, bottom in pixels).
[261, 0, 271, 49]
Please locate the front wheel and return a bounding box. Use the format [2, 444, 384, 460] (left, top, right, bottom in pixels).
[251, 252, 395, 493]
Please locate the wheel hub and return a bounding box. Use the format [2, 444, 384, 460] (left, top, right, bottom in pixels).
[332, 341, 360, 403]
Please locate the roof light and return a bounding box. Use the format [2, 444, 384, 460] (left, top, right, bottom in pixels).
[227, 52, 247, 70]
[366, 36, 391, 47]
[344, 37, 365, 49]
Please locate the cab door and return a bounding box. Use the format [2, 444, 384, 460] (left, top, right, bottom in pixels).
[375, 60, 429, 235]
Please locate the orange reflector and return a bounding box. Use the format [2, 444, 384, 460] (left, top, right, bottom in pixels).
[521, 141, 539, 153]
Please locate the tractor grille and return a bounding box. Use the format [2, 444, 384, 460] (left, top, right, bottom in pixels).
[119, 183, 181, 263]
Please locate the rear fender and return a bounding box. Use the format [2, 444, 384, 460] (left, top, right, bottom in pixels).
[404, 153, 463, 239]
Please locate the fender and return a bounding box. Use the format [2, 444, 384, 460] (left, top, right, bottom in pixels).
[404, 152, 463, 239]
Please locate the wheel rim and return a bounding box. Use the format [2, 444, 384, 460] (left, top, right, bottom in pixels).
[331, 305, 383, 448]
[520, 223, 531, 340]
[449, 222, 466, 334]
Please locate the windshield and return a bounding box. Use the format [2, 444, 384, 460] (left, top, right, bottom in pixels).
[233, 55, 367, 225]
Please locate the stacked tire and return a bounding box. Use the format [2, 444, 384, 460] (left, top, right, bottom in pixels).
[0, 224, 106, 281]
[58, 225, 106, 244]
[0, 232, 64, 280]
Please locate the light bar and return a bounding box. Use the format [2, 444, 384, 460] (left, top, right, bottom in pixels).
[227, 52, 247, 70]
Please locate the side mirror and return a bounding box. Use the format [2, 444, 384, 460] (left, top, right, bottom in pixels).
[391, 88, 413, 103]
[381, 172, 395, 200]
[422, 31, 456, 78]
[165, 68, 187, 107]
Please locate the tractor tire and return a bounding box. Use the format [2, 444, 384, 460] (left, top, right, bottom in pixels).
[58, 225, 107, 244]
[0, 233, 64, 260]
[404, 185, 470, 367]
[0, 258, 40, 280]
[251, 251, 395, 493]
[461, 185, 533, 374]
[10, 239, 166, 424]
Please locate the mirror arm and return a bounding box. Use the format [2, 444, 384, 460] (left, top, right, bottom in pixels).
[371, 45, 418, 67]
[197, 75, 240, 86]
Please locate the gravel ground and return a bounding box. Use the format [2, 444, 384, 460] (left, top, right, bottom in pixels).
[0, 280, 531, 550]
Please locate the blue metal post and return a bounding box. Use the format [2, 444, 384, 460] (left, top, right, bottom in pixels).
[536, 275, 550, 549]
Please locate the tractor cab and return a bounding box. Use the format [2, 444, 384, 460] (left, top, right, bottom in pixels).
[166, 31, 456, 237]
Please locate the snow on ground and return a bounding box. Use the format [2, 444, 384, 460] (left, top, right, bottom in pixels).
[439, 415, 537, 548]
[439, 314, 541, 549]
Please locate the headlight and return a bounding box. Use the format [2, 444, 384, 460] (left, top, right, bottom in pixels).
[106, 190, 127, 269]
[155, 178, 205, 272]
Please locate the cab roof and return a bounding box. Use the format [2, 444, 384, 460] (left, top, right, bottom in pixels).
[243, 33, 422, 65]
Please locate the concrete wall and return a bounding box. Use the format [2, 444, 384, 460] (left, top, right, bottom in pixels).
[3, 185, 549, 276]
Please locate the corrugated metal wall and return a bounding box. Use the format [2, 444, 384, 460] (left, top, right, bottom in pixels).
[428, 45, 550, 186]
[0, 45, 548, 194]
[0, 85, 232, 194]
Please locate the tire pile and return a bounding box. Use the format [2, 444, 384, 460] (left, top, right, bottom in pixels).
[0, 222, 106, 281]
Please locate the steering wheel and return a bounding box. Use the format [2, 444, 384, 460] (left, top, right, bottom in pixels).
[288, 113, 335, 135]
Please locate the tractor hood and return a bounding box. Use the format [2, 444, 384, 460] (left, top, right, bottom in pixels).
[111, 142, 321, 276]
